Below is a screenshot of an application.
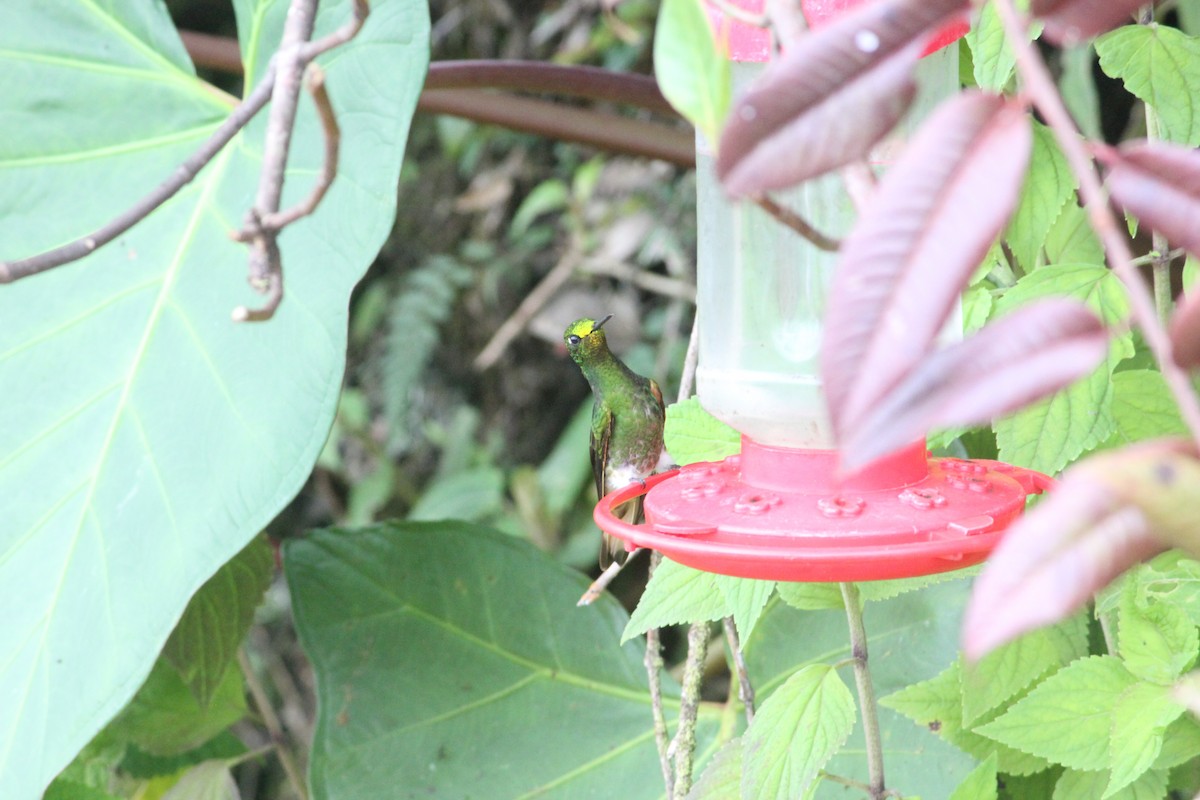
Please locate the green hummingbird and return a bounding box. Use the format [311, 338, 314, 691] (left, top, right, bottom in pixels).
[564, 314, 665, 568]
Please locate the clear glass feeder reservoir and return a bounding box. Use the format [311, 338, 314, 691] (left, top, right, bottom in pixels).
[595, 2, 1052, 582]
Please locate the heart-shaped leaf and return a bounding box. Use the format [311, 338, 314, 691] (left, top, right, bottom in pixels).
[840, 298, 1109, 470]
[286, 521, 720, 799]
[716, 0, 969, 196]
[821, 91, 1032, 442]
[0, 2, 428, 795]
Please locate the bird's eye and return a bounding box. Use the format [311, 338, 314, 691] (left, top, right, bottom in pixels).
[568, 335, 581, 345]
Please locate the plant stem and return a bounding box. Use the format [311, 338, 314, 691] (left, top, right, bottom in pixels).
[644, 552, 674, 797]
[240, 648, 309, 800]
[671, 622, 711, 799]
[993, 0, 1200, 450]
[1142, 69, 1175, 327]
[840, 582, 886, 800]
[722, 616, 756, 723]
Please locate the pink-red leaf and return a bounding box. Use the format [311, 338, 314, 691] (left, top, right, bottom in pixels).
[1030, 0, 1146, 44]
[1170, 291, 1200, 369]
[964, 439, 1200, 661]
[841, 299, 1108, 470]
[1102, 141, 1200, 261]
[716, 0, 968, 196]
[821, 92, 1032, 440]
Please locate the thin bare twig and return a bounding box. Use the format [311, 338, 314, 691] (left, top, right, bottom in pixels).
[233, 0, 368, 322]
[232, 67, 339, 322]
[753, 194, 842, 252]
[993, 0, 1200, 449]
[474, 239, 583, 370]
[0, 64, 276, 283]
[240, 648, 309, 800]
[581, 258, 697, 302]
[722, 617, 755, 723]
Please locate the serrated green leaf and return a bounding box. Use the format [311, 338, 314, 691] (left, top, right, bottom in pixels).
[742, 665, 855, 800]
[623, 558, 729, 643]
[686, 736, 742, 800]
[964, 285, 994, 334]
[976, 655, 1138, 771]
[1151, 712, 1200, 770]
[968, 2, 1020, 92]
[1060, 45, 1103, 140]
[1185, 255, 1200, 292]
[109, 659, 246, 757]
[1044, 201, 1104, 267]
[775, 582, 844, 611]
[160, 760, 238, 800]
[1005, 123, 1076, 272]
[1097, 24, 1200, 146]
[664, 397, 741, 465]
[994, 265, 1132, 474]
[1138, 554, 1200, 628]
[1106, 370, 1189, 446]
[1118, 580, 1199, 684]
[653, 0, 731, 144]
[859, 570, 976, 603]
[960, 615, 1089, 726]
[1107, 682, 1186, 797]
[749, 579, 981, 793]
[881, 661, 1051, 776]
[286, 522, 719, 800]
[949, 753, 998, 800]
[1054, 767, 1168, 800]
[999, 768, 1064, 800]
[715, 576, 775, 643]
[163, 536, 272, 707]
[0, 3, 428, 795]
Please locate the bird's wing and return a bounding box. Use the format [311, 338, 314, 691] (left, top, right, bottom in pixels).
[649, 378, 665, 419]
[590, 403, 614, 500]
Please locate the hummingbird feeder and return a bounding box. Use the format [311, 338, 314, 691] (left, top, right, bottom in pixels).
[594, 0, 1050, 582]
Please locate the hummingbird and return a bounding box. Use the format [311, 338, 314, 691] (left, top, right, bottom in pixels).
[564, 315, 665, 569]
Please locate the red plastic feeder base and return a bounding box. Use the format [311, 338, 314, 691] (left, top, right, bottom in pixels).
[594, 437, 1051, 582]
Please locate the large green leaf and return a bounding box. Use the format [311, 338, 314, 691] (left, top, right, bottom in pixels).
[286, 521, 721, 799]
[0, 2, 428, 797]
[1096, 23, 1200, 146]
[745, 578, 978, 798]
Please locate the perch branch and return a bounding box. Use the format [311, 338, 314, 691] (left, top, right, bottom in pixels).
[993, 0, 1200, 449]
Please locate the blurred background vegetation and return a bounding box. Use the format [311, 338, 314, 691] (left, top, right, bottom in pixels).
[164, 2, 696, 796]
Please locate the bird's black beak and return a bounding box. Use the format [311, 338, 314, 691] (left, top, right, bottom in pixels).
[594, 314, 614, 331]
